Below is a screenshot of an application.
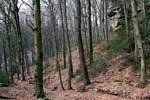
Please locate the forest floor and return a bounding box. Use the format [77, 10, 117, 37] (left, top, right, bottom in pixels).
[1, 43, 150, 100]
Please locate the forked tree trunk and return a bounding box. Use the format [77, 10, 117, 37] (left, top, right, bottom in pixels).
[75, 0, 91, 86]
[12, 1, 25, 81]
[63, 0, 74, 89]
[64, 0, 74, 78]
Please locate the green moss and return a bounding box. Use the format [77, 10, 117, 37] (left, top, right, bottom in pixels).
[94, 57, 107, 73]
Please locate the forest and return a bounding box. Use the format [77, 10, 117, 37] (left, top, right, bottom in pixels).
[0, 0, 150, 100]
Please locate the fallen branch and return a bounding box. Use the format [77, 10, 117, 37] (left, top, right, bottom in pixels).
[0, 96, 16, 100]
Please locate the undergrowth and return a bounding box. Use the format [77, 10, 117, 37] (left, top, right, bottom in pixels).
[107, 25, 134, 57]
[77, 57, 107, 82]
[0, 71, 9, 86]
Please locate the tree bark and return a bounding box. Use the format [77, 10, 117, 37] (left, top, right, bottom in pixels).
[5, 20, 14, 83]
[13, 1, 25, 81]
[33, 0, 45, 98]
[104, 0, 108, 42]
[3, 43, 8, 77]
[122, 0, 129, 35]
[75, 0, 91, 86]
[131, 0, 146, 88]
[64, 0, 74, 78]
[59, 0, 67, 69]
[87, 0, 93, 67]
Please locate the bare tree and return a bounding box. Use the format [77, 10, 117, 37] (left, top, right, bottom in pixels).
[75, 0, 91, 86]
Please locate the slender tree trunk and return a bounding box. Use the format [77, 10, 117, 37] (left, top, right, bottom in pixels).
[33, 0, 45, 98]
[131, 0, 146, 88]
[63, 0, 73, 89]
[24, 51, 30, 74]
[94, 0, 103, 38]
[64, 0, 74, 78]
[104, 0, 108, 42]
[5, 21, 14, 83]
[83, 18, 89, 54]
[13, 48, 20, 80]
[13, 3, 25, 81]
[59, 0, 67, 69]
[122, 0, 129, 35]
[48, 0, 65, 90]
[75, 0, 91, 86]
[3, 44, 8, 76]
[94, 8, 100, 43]
[54, 21, 65, 90]
[102, 0, 105, 40]
[141, 0, 147, 29]
[87, 0, 93, 67]
[58, 62, 65, 90]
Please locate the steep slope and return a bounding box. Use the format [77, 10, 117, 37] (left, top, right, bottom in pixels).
[0, 43, 150, 100]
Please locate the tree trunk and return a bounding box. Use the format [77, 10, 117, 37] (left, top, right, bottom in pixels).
[33, 0, 45, 98]
[122, 0, 129, 35]
[63, 0, 74, 89]
[75, 0, 91, 86]
[94, 8, 100, 43]
[87, 0, 93, 67]
[64, 0, 74, 78]
[104, 0, 108, 42]
[5, 20, 14, 83]
[3, 43, 8, 76]
[102, 0, 105, 40]
[54, 21, 65, 90]
[13, 47, 20, 80]
[141, 0, 147, 29]
[131, 0, 146, 88]
[48, 0, 65, 90]
[59, 0, 67, 69]
[83, 18, 89, 54]
[13, 3, 25, 81]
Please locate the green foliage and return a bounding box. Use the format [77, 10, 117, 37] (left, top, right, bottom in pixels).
[140, 27, 150, 44]
[107, 26, 127, 55]
[77, 57, 108, 81]
[123, 35, 135, 53]
[0, 71, 9, 86]
[133, 59, 141, 71]
[107, 25, 134, 55]
[93, 57, 107, 74]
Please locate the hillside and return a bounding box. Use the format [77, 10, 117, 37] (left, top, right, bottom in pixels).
[0, 43, 150, 100]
